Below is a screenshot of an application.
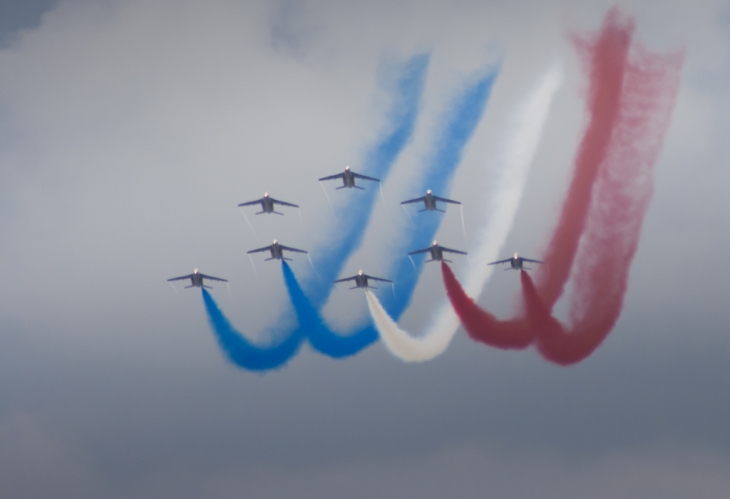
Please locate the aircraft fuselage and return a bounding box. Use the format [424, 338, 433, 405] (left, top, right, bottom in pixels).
[190, 273, 204, 287]
[429, 246, 444, 261]
[269, 243, 284, 260]
[423, 193, 437, 210]
[261, 197, 275, 213]
[342, 170, 356, 188]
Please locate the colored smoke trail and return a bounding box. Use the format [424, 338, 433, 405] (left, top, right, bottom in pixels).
[203, 55, 430, 370]
[444, 8, 684, 363]
[535, 8, 635, 309]
[369, 63, 562, 360]
[202, 289, 305, 372]
[305, 54, 431, 309]
[528, 42, 684, 365]
[378, 65, 501, 319]
[283, 262, 375, 358]
[282, 65, 500, 359]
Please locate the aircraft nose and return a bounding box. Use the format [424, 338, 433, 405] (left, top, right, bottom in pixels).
[433, 240, 438, 246]
[427, 189, 432, 194]
[264, 192, 269, 197]
[273, 239, 278, 244]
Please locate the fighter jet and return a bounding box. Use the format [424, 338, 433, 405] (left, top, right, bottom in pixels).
[408, 241, 467, 263]
[237, 192, 298, 215]
[488, 253, 545, 270]
[167, 269, 228, 289]
[247, 239, 308, 261]
[318, 166, 380, 190]
[401, 190, 461, 212]
[333, 270, 392, 290]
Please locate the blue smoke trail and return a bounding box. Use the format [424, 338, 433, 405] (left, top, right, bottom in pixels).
[306, 54, 430, 308]
[202, 289, 305, 371]
[202, 54, 431, 370]
[285, 64, 501, 358]
[380, 66, 501, 317]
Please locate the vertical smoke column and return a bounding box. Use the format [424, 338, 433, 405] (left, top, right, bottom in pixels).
[527, 41, 684, 365]
[443, 9, 633, 349]
[443, 8, 682, 362]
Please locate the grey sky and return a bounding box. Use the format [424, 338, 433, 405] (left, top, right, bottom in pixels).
[1, 0, 730, 497]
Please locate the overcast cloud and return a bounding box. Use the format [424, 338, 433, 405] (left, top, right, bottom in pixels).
[1, 0, 730, 497]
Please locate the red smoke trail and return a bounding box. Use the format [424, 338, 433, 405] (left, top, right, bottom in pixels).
[527, 44, 683, 365]
[443, 8, 683, 362]
[442, 262, 532, 349]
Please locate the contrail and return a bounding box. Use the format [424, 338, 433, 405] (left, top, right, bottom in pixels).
[444, 8, 683, 363]
[319, 182, 335, 216]
[369, 63, 563, 360]
[238, 207, 257, 239]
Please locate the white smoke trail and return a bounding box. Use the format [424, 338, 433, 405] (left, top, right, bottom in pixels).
[369, 63, 564, 361]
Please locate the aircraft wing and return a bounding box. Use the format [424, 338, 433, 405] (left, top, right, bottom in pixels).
[270, 198, 299, 208]
[433, 195, 461, 205]
[167, 274, 193, 282]
[237, 198, 263, 207]
[318, 172, 344, 182]
[352, 172, 380, 182]
[401, 195, 426, 205]
[488, 258, 512, 266]
[247, 245, 272, 254]
[440, 245, 467, 255]
[522, 258, 545, 264]
[407, 247, 431, 255]
[333, 275, 357, 283]
[199, 274, 228, 282]
[280, 244, 308, 254]
[364, 274, 392, 283]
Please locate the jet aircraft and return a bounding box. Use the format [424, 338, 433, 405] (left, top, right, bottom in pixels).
[238, 192, 298, 215]
[401, 190, 461, 212]
[167, 269, 228, 289]
[318, 166, 380, 189]
[408, 241, 467, 263]
[247, 239, 308, 261]
[488, 253, 545, 270]
[333, 270, 392, 290]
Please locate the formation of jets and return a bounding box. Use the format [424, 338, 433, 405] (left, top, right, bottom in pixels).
[168, 166, 546, 291]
